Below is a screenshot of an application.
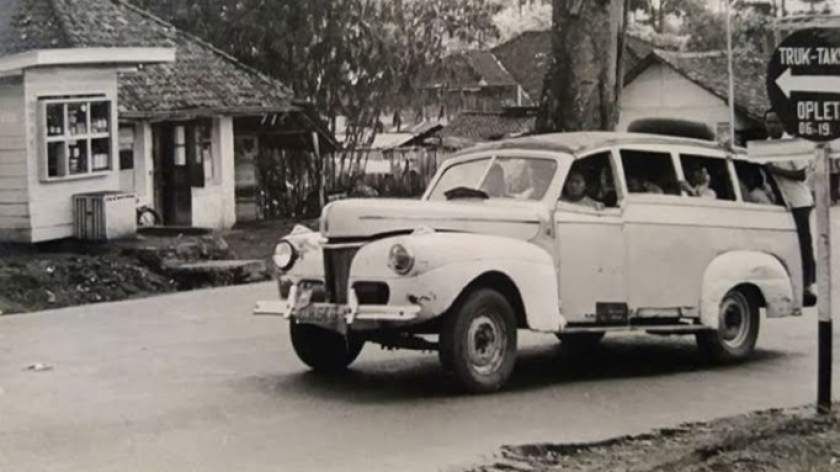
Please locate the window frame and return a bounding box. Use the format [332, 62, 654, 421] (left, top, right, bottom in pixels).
[423, 150, 569, 202]
[616, 145, 684, 199]
[39, 95, 115, 182]
[558, 149, 623, 211]
[677, 152, 739, 202]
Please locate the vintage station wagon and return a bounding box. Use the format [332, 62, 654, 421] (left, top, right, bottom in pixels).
[255, 130, 807, 393]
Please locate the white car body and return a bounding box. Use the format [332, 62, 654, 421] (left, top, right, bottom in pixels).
[255, 131, 805, 392]
[257, 132, 803, 331]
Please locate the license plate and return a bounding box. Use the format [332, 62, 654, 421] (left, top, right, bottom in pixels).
[295, 303, 350, 331]
[595, 302, 629, 325]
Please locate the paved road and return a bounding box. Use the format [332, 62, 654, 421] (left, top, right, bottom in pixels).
[0, 280, 838, 472]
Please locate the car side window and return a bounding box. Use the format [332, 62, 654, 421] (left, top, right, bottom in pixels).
[733, 160, 784, 206]
[562, 152, 618, 208]
[679, 154, 736, 201]
[620, 149, 680, 196]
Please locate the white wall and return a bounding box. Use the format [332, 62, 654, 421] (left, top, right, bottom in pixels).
[123, 121, 154, 207]
[618, 63, 751, 136]
[0, 76, 31, 242]
[23, 67, 122, 242]
[191, 116, 236, 229]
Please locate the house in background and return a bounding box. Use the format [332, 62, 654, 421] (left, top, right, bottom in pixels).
[412, 49, 528, 125]
[619, 49, 770, 145]
[436, 107, 538, 146]
[0, 0, 334, 243]
[435, 29, 771, 146]
[432, 30, 655, 119]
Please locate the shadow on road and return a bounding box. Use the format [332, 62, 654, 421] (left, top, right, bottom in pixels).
[249, 336, 792, 404]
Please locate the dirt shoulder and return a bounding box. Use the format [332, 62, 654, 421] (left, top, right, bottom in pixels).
[0, 221, 311, 315]
[467, 403, 840, 472]
[0, 251, 176, 314]
[0, 219, 318, 315]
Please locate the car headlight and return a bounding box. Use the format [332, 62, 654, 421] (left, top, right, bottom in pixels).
[273, 241, 298, 271]
[388, 243, 415, 275]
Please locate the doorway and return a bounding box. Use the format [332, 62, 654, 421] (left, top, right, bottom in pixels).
[153, 122, 201, 226]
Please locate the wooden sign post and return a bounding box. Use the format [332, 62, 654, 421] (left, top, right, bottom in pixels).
[814, 142, 833, 414]
[765, 27, 840, 414]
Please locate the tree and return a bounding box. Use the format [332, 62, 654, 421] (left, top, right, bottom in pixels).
[535, 0, 627, 133]
[131, 0, 500, 142]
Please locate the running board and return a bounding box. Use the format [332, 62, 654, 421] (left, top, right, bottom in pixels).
[561, 324, 711, 334]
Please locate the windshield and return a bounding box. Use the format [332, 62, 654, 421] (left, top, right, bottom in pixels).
[426, 156, 559, 201]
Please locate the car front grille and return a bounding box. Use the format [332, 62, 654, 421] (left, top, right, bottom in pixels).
[323, 245, 360, 304]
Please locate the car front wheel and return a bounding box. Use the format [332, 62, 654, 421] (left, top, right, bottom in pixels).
[439, 288, 518, 393]
[290, 322, 365, 372]
[696, 288, 760, 363]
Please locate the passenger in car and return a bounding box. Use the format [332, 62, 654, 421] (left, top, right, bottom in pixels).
[481, 163, 507, 197]
[596, 166, 618, 207]
[561, 171, 603, 209]
[627, 175, 664, 194]
[679, 164, 716, 199]
[739, 169, 775, 204]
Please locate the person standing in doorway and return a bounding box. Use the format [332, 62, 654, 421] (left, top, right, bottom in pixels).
[762, 109, 817, 304]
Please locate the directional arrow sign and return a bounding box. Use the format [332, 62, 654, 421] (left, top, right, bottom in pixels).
[767, 28, 840, 143]
[776, 68, 840, 99]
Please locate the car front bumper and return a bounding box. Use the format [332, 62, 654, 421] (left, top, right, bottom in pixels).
[253, 283, 422, 333]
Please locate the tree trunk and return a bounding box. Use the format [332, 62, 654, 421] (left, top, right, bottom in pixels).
[536, 0, 627, 133]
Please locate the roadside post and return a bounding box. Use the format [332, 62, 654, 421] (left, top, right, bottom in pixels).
[764, 27, 840, 414]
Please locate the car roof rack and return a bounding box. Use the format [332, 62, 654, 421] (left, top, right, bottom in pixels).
[627, 118, 717, 142]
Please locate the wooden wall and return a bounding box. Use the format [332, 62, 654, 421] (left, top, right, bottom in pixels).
[0, 76, 31, 242]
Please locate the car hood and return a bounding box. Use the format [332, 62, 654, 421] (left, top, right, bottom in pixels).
[322, 198, 549, 241]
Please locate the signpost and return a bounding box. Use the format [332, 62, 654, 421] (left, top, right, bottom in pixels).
[766, 27, 840, 414]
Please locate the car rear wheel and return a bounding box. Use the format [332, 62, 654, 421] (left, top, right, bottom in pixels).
[696, 288, 760, 363]
[439, 288, 518, 394]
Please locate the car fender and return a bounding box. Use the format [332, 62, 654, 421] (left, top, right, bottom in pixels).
[351, 232, 565, 332]
[279, 226, 324, 282]
[700, 250, 796, 329]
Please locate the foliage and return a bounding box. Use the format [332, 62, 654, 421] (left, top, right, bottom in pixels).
[627, 21, 689, 50]
[682, 6, 775, 53]
[630, 0, 707, 33]
[492, 0, 552, 43]
[131, 0, 500, 136]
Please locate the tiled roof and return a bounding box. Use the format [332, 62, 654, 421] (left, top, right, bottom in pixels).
[0, 0, 67, 55]
[440, 109, 537, 142]
[653, 50, 770, 123]
[0, 0, 296, 117]
[490, 30, 551, 103]
[490, 30, 655, 104]
[624, 35, 655, 73]
[463, 50, 517, 87]
[419, 49, 517, 89]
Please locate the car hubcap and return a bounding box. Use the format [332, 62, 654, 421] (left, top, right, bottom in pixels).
[719, 295, 749, 348]
[467, 314, 505, 375]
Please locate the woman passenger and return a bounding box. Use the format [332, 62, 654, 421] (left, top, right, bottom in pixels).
[561, 171, 603, 209]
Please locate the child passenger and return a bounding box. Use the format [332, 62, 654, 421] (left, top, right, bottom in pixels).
[561, 171, 603, 209]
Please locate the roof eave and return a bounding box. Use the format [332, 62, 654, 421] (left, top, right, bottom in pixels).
[119, 104, 300, 120]
[0, 47, 176, 75]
